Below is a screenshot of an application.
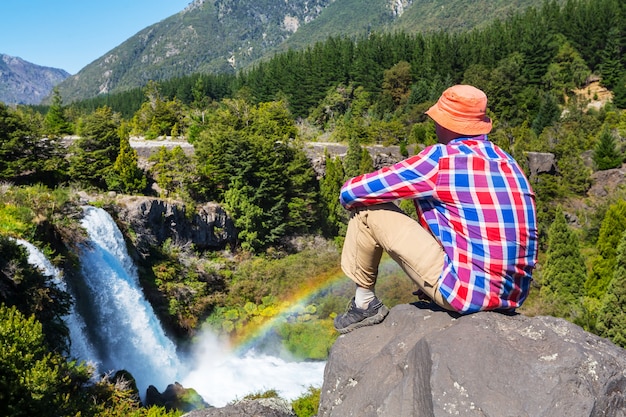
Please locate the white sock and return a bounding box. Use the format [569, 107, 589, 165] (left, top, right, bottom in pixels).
[355, 286, 376, 309]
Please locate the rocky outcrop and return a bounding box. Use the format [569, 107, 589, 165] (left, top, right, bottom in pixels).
[588, 164, 626, 198]
[146, 382, 209, 412]
[182, 397, 294, 417]
[526, 151, 557, 179]
[114, 196, 236, 255]
[318, 303, 626, 417]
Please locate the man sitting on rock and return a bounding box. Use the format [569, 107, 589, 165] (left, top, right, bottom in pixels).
[334, 84, 538, 334]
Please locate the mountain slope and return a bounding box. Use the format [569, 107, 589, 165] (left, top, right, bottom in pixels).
[55, 0, 555, 103]
[392, 0, 552, 33]
[56, 0, 333, 103]
[0, 54, 70, 105]
[275, 0, 396, 51]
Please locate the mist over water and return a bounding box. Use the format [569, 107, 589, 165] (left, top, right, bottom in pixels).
[181, 331, 325, 407]
[19, 206, 325, 407]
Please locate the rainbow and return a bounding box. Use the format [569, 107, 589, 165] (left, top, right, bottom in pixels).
[231, 265, 347, 354]
[231, 256, 403, 354]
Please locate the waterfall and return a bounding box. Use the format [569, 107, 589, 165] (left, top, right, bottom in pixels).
[14, 239, 99, 364]
[78, 206, 180, 395]
[19, 205, 325, 407]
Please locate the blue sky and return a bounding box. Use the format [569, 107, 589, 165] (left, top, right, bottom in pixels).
[0, 0, 191, 74]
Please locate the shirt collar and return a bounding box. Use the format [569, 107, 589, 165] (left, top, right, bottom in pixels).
[449, 134, 488, 144]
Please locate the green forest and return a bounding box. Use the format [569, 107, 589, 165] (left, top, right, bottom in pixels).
[2, 0, 626, 415]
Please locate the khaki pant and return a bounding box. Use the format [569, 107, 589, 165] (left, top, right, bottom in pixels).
[341, 202, 454, 310]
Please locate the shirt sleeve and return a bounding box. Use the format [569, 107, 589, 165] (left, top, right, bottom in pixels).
[340, 145, 443, 209]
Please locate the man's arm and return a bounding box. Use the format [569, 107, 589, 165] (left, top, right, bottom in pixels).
[340, 145, 443, 209]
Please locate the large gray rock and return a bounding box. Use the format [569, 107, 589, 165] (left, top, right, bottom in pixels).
[114, 196, 236, 254]
[146, 382, 209, 412]
[589, 164, 626, 198]
[526, 151, 557, 179]
[182, 397, 294, 417]
[319, 303, 626, 417]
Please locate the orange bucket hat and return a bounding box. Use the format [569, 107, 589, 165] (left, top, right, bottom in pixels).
[425, 85, 492, 135]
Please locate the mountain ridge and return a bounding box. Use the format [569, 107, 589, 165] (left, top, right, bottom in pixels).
[54, 0, 334, 103]
[0, 54, 70, 105]
[54, 0, 557, 104]
[2, 0, 558, 105]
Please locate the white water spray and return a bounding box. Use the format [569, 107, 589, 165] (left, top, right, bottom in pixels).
[181, 331, 325, 407]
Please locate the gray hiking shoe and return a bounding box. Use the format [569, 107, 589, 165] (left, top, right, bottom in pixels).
[334, 297, 389, 334]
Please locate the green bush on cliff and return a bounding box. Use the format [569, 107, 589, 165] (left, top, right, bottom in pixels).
[292, 386, 321, 417]
[148, 239, 229, 336]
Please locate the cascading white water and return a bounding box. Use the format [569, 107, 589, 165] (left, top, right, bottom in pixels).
[78, 206, 181, 396]
[19, 205, 325, 407]
[181, 331, 326, 407]
[14, 239, 99, 364]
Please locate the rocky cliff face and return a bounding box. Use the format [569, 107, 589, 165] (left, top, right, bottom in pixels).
[0, 54, 69, 105]
[318, 303, 626, 417]
[113, 196, 237, 256]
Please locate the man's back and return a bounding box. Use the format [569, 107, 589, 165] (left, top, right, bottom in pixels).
[417, 137, 538, 312]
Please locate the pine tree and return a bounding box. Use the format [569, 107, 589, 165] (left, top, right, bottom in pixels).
[612, 74, 626, 109]
[319, 152, 347, 238]
[43, 88, 71, 136]
[531, 92, 561, 135]
[194, 99, 314, 252]
[558, 146, 591, 195]
[517, 9, 556, 85]
[68, 106, 121, 189]
[0, 103, 38, 181]
[130, 81, 185, 139]
[381, 61, 413, 108]
[149, 146, 195, 199]
[585, 200, 626, 301]
[599, 26, 624, 90]
[539, 207, 587, 321]
[593, 125, 622, 171]
[541, 39, 590, 97]
[224, 177, 267, 252]
[596, 230, 626, 348]
[106, 134, 146, 194]
[0, 104, 67, 186]
[351, 37, 379, 93]
[284, 148, 321, 235]
[359, 148, 374, 174]
[344, 133, 364, 179]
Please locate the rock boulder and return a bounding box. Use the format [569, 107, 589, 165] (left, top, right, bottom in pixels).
[146, 382, 209, 412]
[526, 151, 557, 179]
[114, 196, 236, 255]
[182, 397, 294, 417]
[318, 303, 626, 417]
[588, 164, 626, 198]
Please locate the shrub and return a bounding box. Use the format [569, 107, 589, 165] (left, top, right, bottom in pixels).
[292, 386, 321, 417]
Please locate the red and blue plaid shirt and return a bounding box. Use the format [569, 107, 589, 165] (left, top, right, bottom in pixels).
[340, 136, 538, 313]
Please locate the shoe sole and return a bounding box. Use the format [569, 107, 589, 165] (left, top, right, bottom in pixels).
[335, 305, 390, 334]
